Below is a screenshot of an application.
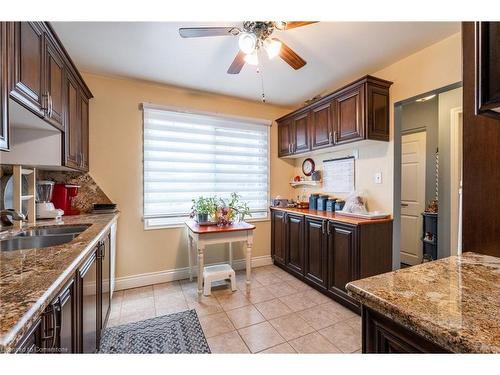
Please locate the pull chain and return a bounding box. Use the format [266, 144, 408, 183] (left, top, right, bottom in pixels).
[256, 49, 266, 103]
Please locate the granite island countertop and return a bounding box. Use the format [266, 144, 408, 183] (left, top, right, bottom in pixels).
[346, 252, 500, 353]
[0, 213, 119, 352]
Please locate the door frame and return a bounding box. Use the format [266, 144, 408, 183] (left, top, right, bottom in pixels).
[450, 107, 463, 256]
[393, 82, 462, 269]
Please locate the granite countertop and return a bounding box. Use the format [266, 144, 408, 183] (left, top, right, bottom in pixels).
[346, 252, 500, 353]
[0, 213, 119, 352]
[270, 206, 393, 225]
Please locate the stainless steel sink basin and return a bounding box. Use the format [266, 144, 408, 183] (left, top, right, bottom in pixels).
[0, 224, 90, 251]
[14, 225, 90, 237]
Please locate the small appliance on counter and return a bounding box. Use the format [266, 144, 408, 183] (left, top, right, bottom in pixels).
[52, 184, 80, 216]
[36, 180, 64, 219]
[92, 203, 118, 214]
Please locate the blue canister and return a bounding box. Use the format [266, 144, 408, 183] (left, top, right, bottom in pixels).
[326, 198, 337, 212]
[309, 194, 319, 210]
[316, 195, 330, 211]
[335, 200, 345, 211]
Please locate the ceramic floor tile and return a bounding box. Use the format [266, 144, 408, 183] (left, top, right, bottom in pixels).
[254, 272, 283, 286]
[153, 281, 182, 296]
[121, 296, 155, 311]
[279, 292, 318, 312]
[259, 342, 297, 353]
[238, 321, 285, 353]
[216, 291, 251, 311]
[155, 297, 189, 317]
[297, 303, 347, 330]
[226, 305, 266, 329]
[289, 332, 342, 354]
[236, 278, 263, 292]
[318, 321, 362, 353]
[254, 299, 293, 320]
[345, 315, 362, 332]
[186, 296, 223, 317]
[119, 307, 156, 325]
[244, 286, 276, 304]
[122, 286, 153, 300]
[305, 289, 333, 305]
[199, 312, 235, 338]
[106, 316, 121, 328]
[321, 301, 358, 321]
[207, 331, 250, 353]
[285, 278, 315, 292]
[266, 281, 299, 298]
[269, 313, 315, 341]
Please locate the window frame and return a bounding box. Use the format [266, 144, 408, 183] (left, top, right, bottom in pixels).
[141, 103, 272, 230]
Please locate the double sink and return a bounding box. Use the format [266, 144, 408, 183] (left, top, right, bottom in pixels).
[0, 225, 90, 252]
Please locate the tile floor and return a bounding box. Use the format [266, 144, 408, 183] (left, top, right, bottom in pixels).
[107, 264, 362, 354]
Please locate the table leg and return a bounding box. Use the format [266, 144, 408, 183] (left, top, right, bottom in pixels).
[246, 235, 253, 289]
[187, 233, 193, 282]
[229, 242, 233, 268]
[197, 243, 205, 297]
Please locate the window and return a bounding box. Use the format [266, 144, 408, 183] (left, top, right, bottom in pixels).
[142, 104, 271, 229]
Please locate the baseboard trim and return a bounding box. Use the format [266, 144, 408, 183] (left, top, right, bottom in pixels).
[114, 255, 273, 291]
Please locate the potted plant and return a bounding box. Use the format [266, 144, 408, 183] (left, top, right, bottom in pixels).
[217, 193, 251, 226]
[191, 196, 217, 224]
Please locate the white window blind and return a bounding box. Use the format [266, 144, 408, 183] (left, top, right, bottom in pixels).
[142, 104, 270, 229]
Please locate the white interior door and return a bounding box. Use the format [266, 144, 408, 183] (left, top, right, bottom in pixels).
[401, 131, 426, 265]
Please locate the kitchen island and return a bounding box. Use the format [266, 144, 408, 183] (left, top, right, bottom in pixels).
[0, 213, 118, 353]
[346, 252, 500, 353]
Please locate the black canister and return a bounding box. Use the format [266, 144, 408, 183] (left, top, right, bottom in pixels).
[309, 194, 320, 210]
[316, 195, 330, 211]
[326, 198, 337, 212]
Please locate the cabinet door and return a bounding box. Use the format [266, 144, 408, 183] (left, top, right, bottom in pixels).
[100, 233, 111, 329]
[78, 251, 98, 353]
[285, 214, 304, 276]
[366, 84, 390, 141]
[277, 119, 292, 156]
[14, 318, 42, 354]
[0, 23, 9, 151]
[311, 102, 333, 150]
[44, 36, 65, 130]
[292, 112, 310, 153]
[333, 85, 364, 144]
[52, 279, 75, 354]
[271, 210, 286, 266]
[328, 222, 358, 294]
[65, 72, 80, 168]
[79, 92, 89, 171]
[304, 217, 328, 288]
[10, 22, 45, 116]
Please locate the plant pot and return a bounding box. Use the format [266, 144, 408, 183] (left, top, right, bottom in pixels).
[197, 213, 209, 223]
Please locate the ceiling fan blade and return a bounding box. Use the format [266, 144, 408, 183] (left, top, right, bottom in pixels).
[227, 50, 246, 74]
[274, 38, 306, 70]
[179, 27, 240, 38]
[285, 21, 318, 30]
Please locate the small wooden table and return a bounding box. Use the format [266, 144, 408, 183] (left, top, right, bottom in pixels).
[185, 220, 256, 296]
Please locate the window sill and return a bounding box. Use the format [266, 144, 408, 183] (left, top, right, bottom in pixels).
[144, 217, 270, 231]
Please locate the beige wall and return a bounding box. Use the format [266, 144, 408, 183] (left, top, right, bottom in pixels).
[292, 32, 462, 214]
[83, 72, 294, 280]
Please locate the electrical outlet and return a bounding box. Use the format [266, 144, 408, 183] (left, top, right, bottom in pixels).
[374, 172, 382, 184]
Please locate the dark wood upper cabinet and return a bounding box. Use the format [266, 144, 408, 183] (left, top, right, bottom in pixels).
[79, 91, 89, 171]
[276, 75, 392, 157]
[304, 217, 328, 288]
[10, 22, 45, 116]
[292, 112, 310, 153]
[285, 213, 304, 277]
[271, 209, 286, 266]
[311, 102, 333, 150]
[0, 23, 9, 151]
[277, 118, 292, 157]
[65, 72, 80, 169]
[44, 36, 65, 130]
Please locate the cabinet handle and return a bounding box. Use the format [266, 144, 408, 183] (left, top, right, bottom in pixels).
[42, 91, 49, 112]
[333, 131, 338, 144]
[48, 94, 53, 117]
[327, 221, 331, 235]
[322, 220, 325, 234]
[329, 131, 333, 144]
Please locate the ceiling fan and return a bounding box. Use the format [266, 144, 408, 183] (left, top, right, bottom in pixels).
[179, 21, 317, 74]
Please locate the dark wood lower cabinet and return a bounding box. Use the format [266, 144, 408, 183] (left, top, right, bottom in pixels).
[362, 306, 450, 353]
[270, 208, 392, 313]
[14, 228, 112, 354]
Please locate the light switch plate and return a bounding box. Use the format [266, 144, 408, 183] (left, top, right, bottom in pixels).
[374, 172, 382, 184]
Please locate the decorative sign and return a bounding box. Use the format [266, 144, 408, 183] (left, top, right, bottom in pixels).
[323, 156, 355, 193]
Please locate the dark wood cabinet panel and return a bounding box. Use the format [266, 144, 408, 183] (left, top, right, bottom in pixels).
[0, 23, 9, 151]
[99, 234, 111, 331]
[304, 217, 328, 287]
[333, 85, 364, 144]
[328, 222, 358, 295]
[362, 306, 449, 353]
[271, 210, 286, 266]
[285, 213, 304, 276]
[50, 278, 76, 354]
[311, 102, 333, 150]
[44, 37, 65, 130]
[65, 72, 80, 169]
[278, 118, 292, 157]
[367, 84, 390, 141]
[292, 112, 310, 153]
[10, 22, 45, 116]
[79, 92, 89, 171]
[78, 251, 98, 353]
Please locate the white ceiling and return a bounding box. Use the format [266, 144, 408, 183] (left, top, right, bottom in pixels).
[51, 22, 460, 106]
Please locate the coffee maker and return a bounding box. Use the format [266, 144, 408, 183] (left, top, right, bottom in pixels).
[52, 184, 80, 216]
[36, 181, 64, 219]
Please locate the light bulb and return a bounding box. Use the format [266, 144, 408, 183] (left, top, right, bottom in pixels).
[274, 21, 286, 30]
[264, 38, 282, 59]
[238, 32, 257, 54]
[244, 51, 259, 66]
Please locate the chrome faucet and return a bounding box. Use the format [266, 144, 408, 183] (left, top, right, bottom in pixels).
[0, 209, 27, 227]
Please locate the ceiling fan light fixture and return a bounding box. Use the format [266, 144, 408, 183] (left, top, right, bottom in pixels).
[244, 51, 259, 66]
[274, 21, 286, 30]
[238, 32, 257, 54]
[264, 38, 282, 59]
